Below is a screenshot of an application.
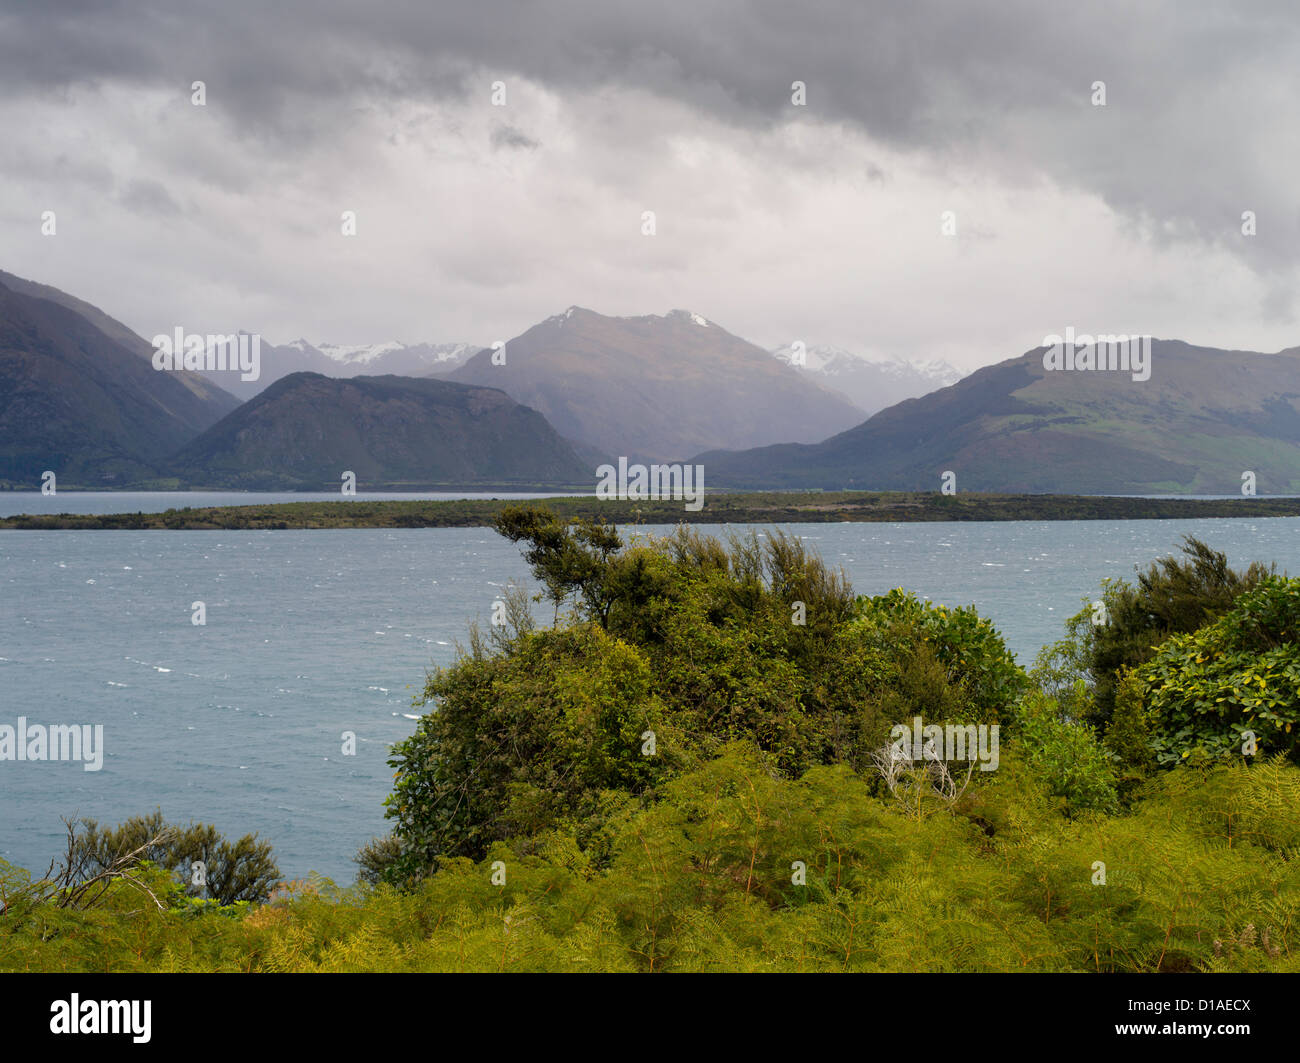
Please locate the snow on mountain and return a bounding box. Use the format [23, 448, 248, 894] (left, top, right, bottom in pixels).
[770, 343, 966, 415]
[195, 337, 480, 401]
[303, 340, 475, 371]
[313, 340, 407, 366]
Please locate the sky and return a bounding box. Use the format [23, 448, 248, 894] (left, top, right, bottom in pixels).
[1, 0, 1297, 371]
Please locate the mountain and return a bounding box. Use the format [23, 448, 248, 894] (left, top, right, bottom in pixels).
[168, 372, 590, 489]
[448, 307, 866, 463]
[0, 275, 239, 486]
[696, 339, 1300, 494]
[197, 338, 478, 401]
[770, 343, 965, 416]
[0, 269, 239, 415]
[310, 339, 476, 376]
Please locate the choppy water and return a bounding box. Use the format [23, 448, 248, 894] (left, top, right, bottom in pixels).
[2, 516, 1296, 883]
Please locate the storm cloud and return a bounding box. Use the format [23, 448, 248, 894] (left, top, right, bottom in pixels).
[1, 0, 1295, 367]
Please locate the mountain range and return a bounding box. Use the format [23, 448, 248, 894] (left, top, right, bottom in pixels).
[0, 272, 582, 489]
[195, 337, 477, 402]
[697, 340, 1300, 494]
[5, 266, 1300, 496]
[769, 343, 965, 417]
[449, 306, 866, 462]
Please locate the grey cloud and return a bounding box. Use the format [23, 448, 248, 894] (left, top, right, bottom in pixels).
[490, 123, 540, 151]
[2, 0, 1297, 270]
[117, 178, 183, 217]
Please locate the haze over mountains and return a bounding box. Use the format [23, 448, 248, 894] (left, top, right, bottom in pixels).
[0, 271, 583, 489]
[0, 269, 238, 417]
[698, 340, 1300, 494]
[770, 343, 965, 417]
[0, 276, 237, 485]
[450, 306, 866, 462]
[200, 338, 477, 402]
[4, 268, 1300, 495]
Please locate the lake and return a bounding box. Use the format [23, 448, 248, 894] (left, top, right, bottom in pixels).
[2, 515, 1296, 883]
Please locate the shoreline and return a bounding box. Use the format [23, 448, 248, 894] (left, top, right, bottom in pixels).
[5, 490, 1300, 529]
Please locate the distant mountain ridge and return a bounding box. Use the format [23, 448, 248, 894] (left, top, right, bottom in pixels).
[697, 339, 1300, 494]
[770, 342, 965, 416]
[0, 268, 238, 415]
[168, 372, 589, 489]
[0, 275, 238, 486]
[9, 267, 1299, 498]
[450, 306, 866, 462]
[198, 337, 478, 401]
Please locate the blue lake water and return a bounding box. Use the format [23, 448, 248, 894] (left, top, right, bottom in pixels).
[2, 516, 1297, 884]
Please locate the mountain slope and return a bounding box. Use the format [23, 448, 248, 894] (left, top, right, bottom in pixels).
[168, 372, 590, 489]
[0, 269, 239, 417]
[0, 278, 239, 486]
[449, 307, 865, 462]
[770, 343, 965, 416]
[697, 340, 1300, 494]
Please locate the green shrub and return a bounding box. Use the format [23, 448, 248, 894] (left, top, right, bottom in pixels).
[1134, 576, 1300, 765]
[1007, 691, 1119, 816]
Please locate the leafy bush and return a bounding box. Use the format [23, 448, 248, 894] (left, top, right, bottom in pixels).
[1073, 537, 1273, 725]
[382, 515, 1026, 879]
[1007, 691, 1119, 816]
[71, 811, 280, 905]
[848, 588, 1027, 723]
[385, 622, 670, 878]
[1134, 576, 1300, 765]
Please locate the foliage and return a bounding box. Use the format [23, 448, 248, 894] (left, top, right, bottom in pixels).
[7, 747, 1300, 973]
[1132, 576, 1300, 766]
[71, 811, 280, 905]
[1007, 691, 1119, 816]
[7, 525, 1296, 974]
[1073, 537, 1273, 726]
[384, 622, 671, 879]
[383, 517, 1027, 877]
[848, 588, 1027, 723]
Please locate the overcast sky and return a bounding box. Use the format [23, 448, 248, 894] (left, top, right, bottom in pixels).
[1, 1, 1297, 370]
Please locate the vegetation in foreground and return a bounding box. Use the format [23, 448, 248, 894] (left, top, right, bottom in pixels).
[2, 515, 1297, 972]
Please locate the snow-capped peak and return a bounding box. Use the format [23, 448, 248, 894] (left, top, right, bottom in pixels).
[315, 340, 407, 366]
[666, 308, 711, 327]
[545, 305, 587, 326]
[771, 343, 964, 386]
